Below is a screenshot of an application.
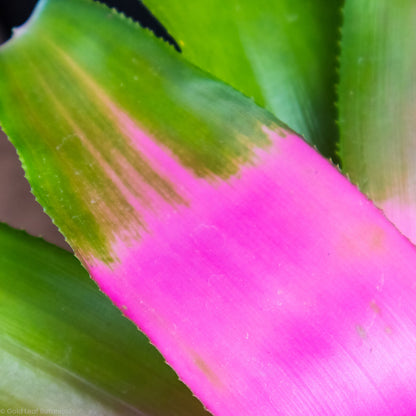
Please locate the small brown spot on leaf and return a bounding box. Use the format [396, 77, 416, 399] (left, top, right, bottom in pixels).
[370, 300, 381, 315]
[356, 324, 367, 339]
[340, 222, 386, 258]
[368, 225, 386, 251]
[192, 352, 223, 389]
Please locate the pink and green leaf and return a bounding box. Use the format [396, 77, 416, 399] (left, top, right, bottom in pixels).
[144, 0, 341, 157]
[2, 0, 416, 414]
[0, 223, 208, 415]
[338, 0, 416, 243]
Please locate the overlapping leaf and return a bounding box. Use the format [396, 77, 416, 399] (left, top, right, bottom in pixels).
[339, 0, 416, 243]
[144, 0, 341, 157]
[2, 0, 416, 414]
[0, 223, 208, 415]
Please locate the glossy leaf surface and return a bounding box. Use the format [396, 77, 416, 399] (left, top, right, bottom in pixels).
[0, 223, 208, 415]
[2, 0, 416, 414]
[338, 0, 416, 243]
[144, 0, 341, 157]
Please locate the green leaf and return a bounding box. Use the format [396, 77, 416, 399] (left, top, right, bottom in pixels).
[144, 0, 342, 157]
[0, 0, 277, 263]
[3, 1, 416, 414]
[338, 0, 416, 243]
[0, 223, 208, 415]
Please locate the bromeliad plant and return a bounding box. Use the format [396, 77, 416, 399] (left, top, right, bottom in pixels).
[0, 0, 416, 414]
